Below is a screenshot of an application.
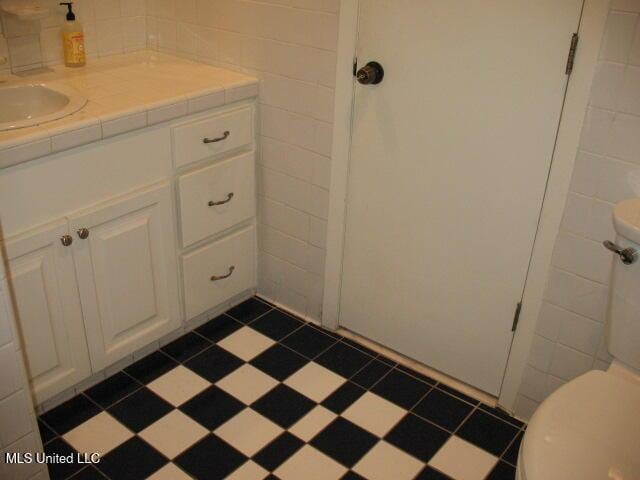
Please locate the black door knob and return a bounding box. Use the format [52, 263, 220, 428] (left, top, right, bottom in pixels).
[356, 61, 384, 85]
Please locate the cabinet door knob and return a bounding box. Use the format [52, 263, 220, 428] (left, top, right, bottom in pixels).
[77, 228, 90, 239]
[60, 235, 73, 246]
[208, 192, 234, 207]
[203, 131, 230, 144]
[210, 265, 235, 282]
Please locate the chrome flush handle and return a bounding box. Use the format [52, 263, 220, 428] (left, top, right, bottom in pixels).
[211, 266, 235, 282]
[208, 192, 234, 207]
[203, 131, 230, 144]
[603, 240, 638, 265]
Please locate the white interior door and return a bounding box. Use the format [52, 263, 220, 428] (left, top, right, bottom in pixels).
[339, 0, 584, 395]
[70, 182, 181, 371]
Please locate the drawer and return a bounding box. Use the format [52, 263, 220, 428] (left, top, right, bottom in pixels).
[173, 107, 252, 168]
[182, 225, 256, 320]
[178, 151, 255, 247]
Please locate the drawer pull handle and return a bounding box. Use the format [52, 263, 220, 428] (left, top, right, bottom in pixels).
[203, 131, 230, 143]
[208, 192, 234, 207]
[211, 265, 235, 282]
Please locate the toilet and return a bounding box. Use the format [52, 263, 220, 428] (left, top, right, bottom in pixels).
[516, 198, 640, 480]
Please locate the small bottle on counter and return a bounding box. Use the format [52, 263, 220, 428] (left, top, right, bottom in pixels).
[60, 2, 86, 67]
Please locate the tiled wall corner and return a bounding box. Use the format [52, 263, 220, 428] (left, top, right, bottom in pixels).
[145, 0, 339, 322]
[515, 0, 640, 419]
[0, 263, 48, 479]
[0, 0, 147, 72]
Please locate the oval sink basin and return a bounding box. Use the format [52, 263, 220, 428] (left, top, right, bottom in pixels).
[0, 83, 87, 131]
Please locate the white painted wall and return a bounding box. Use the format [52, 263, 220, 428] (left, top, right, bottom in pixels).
[0, 259, 48, 479]
[515, 0, 640, 419]
[0, 0, 147, 73]
[145, 0, 340, 321]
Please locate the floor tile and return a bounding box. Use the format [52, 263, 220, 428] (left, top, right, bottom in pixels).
[97, 436, 168, 480]
[322, 382, 366, 414]
[502, 431, 523, 466]
[253, 432, 305, 471]
[316, 342, 374, 378]
[310, 417, 379, 468]
[274, 445, 348, 480]
[40, 395, 101, 435]
[289, 405, 337, 441]
[342, 392, 406, 437]
[44, 438, 83, 480]
[428, 436, 498, 480]
[185, 344, 244, 383]
[69, 466, 107, 479]
[413, 388, 474, 431]
[84, 372, 140, 408]
[479, 404, 525, 428]
[280, 325, 338, 359]
[218, 326, 276, 361]
[216, 363, 278, 405]
[175, 435, 248, 480]
[38, 419, 56, 444]
[351, 359, 393, 389]
[436, 384, 480, 406]
[63, 411, 133, 456]
[352, 441, 424, 480]
[456, 410, 520, 456]
[251, 384, 316, 428]
[250, 343, 309, 381]
[147, 463, 192, 480]
[107, 387, 173, 432]
[139, 410, 208, 459]
[249, 309, 303, 340]
[124, 351, 178, 384]
[147, 365, 211, 406]
[161, 332, 211, 362]
[372, 370, 432, 409]
[415, 466, 453, 479]
[384, 413, 450, 463]
[284, 362, 346, 402]
[486, 460, 517, 480]
[215, 408, 283, 456]
[227, 297, 272, 323]
[226, 460, 269, 480]
[196, 314, 243, 342]
[179, 385, 245, 430]
[341, 472, 367, 480]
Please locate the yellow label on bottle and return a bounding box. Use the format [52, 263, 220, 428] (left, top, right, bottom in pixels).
[62, 32, 86, 65]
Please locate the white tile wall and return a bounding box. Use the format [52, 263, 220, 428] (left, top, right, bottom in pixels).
[0, 0, 147, 73]
[515, 2, 640, 419]
[0, 263, 47, 479]
[146, 0, 339, 321]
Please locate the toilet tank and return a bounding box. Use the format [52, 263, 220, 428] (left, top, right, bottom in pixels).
[607, 198, 640, 371]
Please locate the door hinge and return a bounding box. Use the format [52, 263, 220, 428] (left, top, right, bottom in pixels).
[511, 301, 522, 332]
[353, 57, 358, 77]
[565, 33, 579, 75]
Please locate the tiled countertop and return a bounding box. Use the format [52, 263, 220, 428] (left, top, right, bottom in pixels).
[0, 51, 258, 169]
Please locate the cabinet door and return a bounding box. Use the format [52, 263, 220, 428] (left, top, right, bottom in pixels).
[69, 182, 181, 371]
[3, 220, 90, 404]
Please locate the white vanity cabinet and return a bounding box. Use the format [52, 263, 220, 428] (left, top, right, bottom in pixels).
[4, 220, 91, 404]
[0, 99, 258, 405]
[68, 183, 181, 372]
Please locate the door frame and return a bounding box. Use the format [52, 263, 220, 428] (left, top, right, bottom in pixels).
[322, 0, 610, 411]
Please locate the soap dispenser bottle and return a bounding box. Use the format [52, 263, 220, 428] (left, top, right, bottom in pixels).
[60, 2, 85, 67]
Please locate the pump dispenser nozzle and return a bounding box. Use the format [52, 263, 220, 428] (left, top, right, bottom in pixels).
[59, 2, 75, 21]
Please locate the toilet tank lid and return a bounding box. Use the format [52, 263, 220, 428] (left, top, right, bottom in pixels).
[614, 198, 640, 244]
[521, 370, 640, 480]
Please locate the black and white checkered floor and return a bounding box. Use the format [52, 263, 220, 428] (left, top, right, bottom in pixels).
[37, 297, 525, 480]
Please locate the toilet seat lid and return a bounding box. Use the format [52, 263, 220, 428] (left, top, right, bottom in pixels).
[522, 370, 640, 480]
